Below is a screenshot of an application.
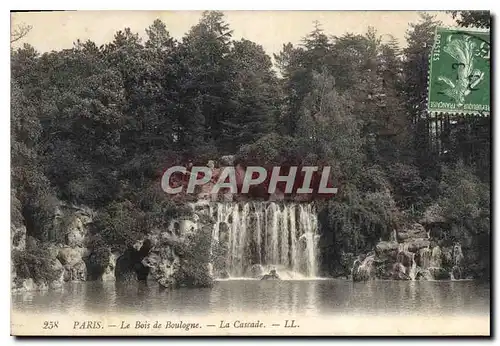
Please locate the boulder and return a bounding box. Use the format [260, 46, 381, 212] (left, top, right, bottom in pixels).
[179, 220, 197, 235]
[406, 238, 431, 252]
[392, 263, 410, 280]
[451, 265, 463, 280]
[216, 269, 230, 279]
[142, 246, 181, 288]
[396, 250, 414, 268]
[416, 269, 433, 281]
[85, 248, 119, 281]
[57, 247, 87, 266]
[429, 267, 450, 280]
[261, 269, 280, 280]
[397, 223, 427, 241]
[53, 205, 93, 247]
[12, 278, 46, 293]
[57, 247, 88, 282]
[50, 258, 65, 288]
[63, 260, 87, 282]
[352, 255, 376, 282]
[441, 247, 454, 268]
[12, 257, 64, 293]
[101, 251, 119, 281]
[65, 217, 87, 247]
[220, 155, 235, 166]
[375, 241, 399, 255]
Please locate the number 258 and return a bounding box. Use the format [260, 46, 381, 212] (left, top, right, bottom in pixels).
[43, 321, 59, 329]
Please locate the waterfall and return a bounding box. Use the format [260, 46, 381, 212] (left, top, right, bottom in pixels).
[451, 243, 464, 280]
[431, 246, 442, 268]
[298, 204, 319, 278]
[453, 244, 464, 266]
[211, 202, 319, 279]
[408, 254, 417, 280]
[420, 248, 432, 269]
[397, 243, 418, 280]
[255, 204, 262, 264]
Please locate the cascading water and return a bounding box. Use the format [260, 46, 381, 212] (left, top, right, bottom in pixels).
[431, 246, 442, 268]
[211, 202, 319, 279]
[398, 243, 418, 280]
[451, 243, 464, 280]
[409, 255, 417, 280]
[420, 248, 432, 270]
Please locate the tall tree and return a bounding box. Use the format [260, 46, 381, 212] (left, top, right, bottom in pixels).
[175, 11, 234, 155]
[449, 10, 491, 28]
[402, 13, 442, 177]
[223, 39, 279, 149]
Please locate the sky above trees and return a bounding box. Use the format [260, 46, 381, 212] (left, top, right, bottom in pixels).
[11, 11, 455, 56]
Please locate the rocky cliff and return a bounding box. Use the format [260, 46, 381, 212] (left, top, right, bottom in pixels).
[11, 201, 214, 292]
[351, 222, 470, 281]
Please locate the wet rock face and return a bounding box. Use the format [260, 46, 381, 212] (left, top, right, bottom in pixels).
[12, 254, 65, 293]
[429, 267, 450, 280]
[392, 263, 410, 280]
[261, 269, 281, 280]
[397, 223, 427, 242]
[53, 204, 93, 247]
[396, 251, 414, 268]
[115, 247, 150, 282]
[84, 249, 118, 281]
[220, 155, 235, 166]
[375, 241, 399, 254]
[57, 247, 88, 282]
[101, 252, 119, 281]
[351, 221, 469, 281]
[352, 255, 376, 282]
[142, 246, 181, 288]
[406, 239, 430, 253]
[63, 260, 87, 282]
[13, 201, 214, 291]
[65, 217, 87, 247]
[451, 266, 463, 280]
[12, 278, 47, 293]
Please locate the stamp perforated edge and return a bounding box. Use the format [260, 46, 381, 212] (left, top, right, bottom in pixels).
[426, 26, 491, 118]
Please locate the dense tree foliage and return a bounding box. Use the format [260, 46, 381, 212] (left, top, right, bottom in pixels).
[11, 11, 490, 279]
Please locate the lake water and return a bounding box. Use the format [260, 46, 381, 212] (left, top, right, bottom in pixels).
[12, 279, 490, 317]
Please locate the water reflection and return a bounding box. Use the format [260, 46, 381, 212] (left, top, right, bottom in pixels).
[12, 279, 489, 317]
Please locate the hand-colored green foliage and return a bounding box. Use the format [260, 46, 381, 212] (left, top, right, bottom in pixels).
[11, 11, 490, 280]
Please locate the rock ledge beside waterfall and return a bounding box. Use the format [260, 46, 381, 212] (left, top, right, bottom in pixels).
[11, 201, 215, 292]
[352, 223, 468, 281]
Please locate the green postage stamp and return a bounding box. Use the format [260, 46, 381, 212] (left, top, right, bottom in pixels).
[428, 27, 490, 116]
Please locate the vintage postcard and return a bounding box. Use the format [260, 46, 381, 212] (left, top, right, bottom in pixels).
[10, 10, 491, 336]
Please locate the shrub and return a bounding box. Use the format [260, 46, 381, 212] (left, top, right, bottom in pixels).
[92, 201, 143, 252]
[172, 226, 214, 288]
[12, 244, 61, 284]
